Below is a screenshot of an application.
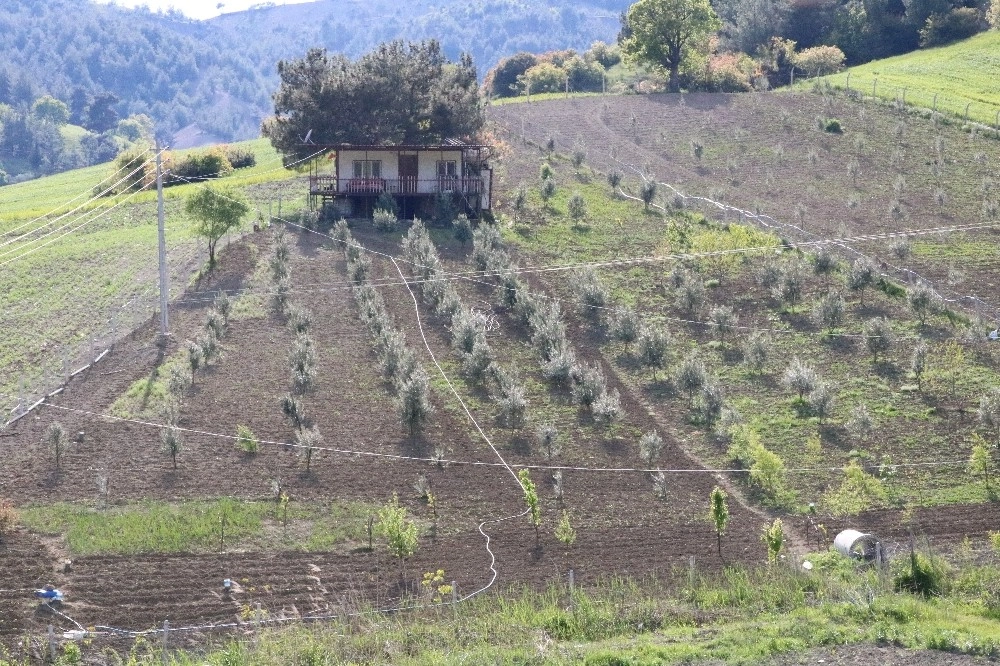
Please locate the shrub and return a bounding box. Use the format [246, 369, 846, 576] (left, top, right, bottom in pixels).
[846, 403, 874, 442]
[518, 469, 542, 545]
[919, 8, 983, 47]
[541, 347, 577, 387]
[978, 387, 1000, 445]
[908, 284, 938, 326]
[171, 147, 234, 182]
[280, 393, 306, 431]
[794, 45, 845, 76]
[823, 118, 843, 134]
[349, 256, 371, 285]
[808, 383, 835, 425]
[540, 178, 556, 204]
[709, 305, 737, 347]
[186, 339, 204, 377]
[236, 425, 259, 455]
[750, 447, 787, 499]
[214, 290, 233, 324]
[607, 169, 622, 192]
[592, 388, 623, 426]
[398, 368, 434, 436]
[812, 292, 845, 332]
[675, 278, 706, 313]
[640, 181, 657, 210]
[911, 341, 929, 390]
[741, 332, 769, 375]
[161, 426, 183, 469]
[782, 358, 817, 402]
[698, 382, 725, 427]
[774, 262, 805, 308]
[863, 317, 894, 364]
[676, 353, 707, 404]
[572, 362, 607, 407]
[572, 267, 608, 318]
[373, 208, 398, 232]
[287, 304, 312, 335]
[847, 257, 877, 306]
[434, 192, 457, 226]
[554, 510, 576, 548]
[761, 518, 784, 564]
[567, 191, 587, 224]
[225, 146, 256, 169]
[377, 493, 419, 579]
[296, 425, 323, 473]
[452, 214, 473, 247]
[823, 460, 888, 515]
[44, 422, 66, 470]
[610, 306, 641, 346]
[893, 551, 951, 597]
[536, 424, 561, 460]
[638, 430, 664, 466]
[375, 191, 398, 217]
[290, 334, 317, 393]
[637, 326, 670, 378]
[495, 369, 527, 430]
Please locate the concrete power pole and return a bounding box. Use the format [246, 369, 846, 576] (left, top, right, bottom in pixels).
[156, 147, 169, 340]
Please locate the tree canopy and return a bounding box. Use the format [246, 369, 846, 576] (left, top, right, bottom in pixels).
[262, 41, 484, 162]
[185, 187, 250, 266]
[619, 0, 721, 92]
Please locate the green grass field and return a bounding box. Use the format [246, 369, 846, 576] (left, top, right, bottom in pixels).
[818, 31, 1000, 128]
[0, 137, 310, 409]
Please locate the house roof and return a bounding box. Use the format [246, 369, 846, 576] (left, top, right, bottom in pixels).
[304, 139, 488, 151]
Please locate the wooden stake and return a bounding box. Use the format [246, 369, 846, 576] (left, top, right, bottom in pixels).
[162, 620, 169, 665]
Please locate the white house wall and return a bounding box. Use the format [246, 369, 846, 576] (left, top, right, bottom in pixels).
[336, 150, 465, 190]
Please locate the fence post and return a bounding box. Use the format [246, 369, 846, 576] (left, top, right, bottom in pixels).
[965, 102, 972, 122]
[872, 78, 877, 99]
[845, 72, 850, 92]
[63, 349, 70, 384]
[689, 555, 696, 589]
[161, 620, 169, 665]
[48, 625, 57, 660]
[995, 109, 1000, 131]
[933, 93, 938, 113]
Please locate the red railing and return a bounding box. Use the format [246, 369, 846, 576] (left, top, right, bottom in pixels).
[310, 176, 482, 196]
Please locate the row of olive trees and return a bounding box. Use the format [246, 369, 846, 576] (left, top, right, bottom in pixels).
[334, 220, 434, 437]
[267, 225, 324, 473]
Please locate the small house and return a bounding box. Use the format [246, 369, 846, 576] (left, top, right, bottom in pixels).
[308, 140, 492, 219]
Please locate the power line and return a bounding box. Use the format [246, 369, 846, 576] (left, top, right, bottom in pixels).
[38, 404, 967, 476]
[0, 151, 164, 254]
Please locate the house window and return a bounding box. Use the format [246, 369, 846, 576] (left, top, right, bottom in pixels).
[436, 160, 457, 178]
[353, 160, 381, 178]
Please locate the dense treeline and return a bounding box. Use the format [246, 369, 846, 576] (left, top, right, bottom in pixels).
[487, 0, 997, 97]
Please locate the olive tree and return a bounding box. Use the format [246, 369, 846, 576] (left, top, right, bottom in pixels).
[782, 358, 817, 402]
[847, 256, 877, 306]
[639, 429, 665, 466]
[44, 423, 66, 470]
[863, 317, 894, 364]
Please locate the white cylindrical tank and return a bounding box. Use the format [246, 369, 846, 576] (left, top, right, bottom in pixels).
[834, 529, 879, 560]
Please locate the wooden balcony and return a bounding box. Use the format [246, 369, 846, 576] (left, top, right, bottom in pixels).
[310, 176, 483, 197]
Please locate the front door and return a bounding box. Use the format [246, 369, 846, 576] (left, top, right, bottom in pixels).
[399, 155, 418, 194]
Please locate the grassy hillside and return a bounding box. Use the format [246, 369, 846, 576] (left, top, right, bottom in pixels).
[0, 138, 308, 412]
[820, 32, 1000, 127]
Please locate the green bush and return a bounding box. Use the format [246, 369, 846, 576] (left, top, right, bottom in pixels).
[823, 118, 843, 134]
[171, 147, 234, 183]
[893, 551, 951, 597]
[224, 146, 256, 169]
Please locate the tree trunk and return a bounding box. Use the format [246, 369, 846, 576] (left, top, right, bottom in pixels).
[208, 238, 217, 266]
[668, 64, 680, 93]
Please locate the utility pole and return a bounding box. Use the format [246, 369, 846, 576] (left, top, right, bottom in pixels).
[156, 147, 169, 340]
